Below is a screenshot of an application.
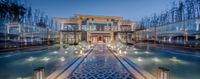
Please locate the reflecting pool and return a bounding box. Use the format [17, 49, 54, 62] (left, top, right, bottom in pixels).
[0, 45, 87, 79]
[125, 47, 200, 79]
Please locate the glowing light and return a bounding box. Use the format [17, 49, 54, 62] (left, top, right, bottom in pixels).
[107, 44, 111, 47]
[152, 57, 161, 62]
[17, 77, 23, 79]
[65, 51, 68, 54]
[60, 57, 65, 62]
[170, 57, 181, 62]
[119, 50, 122, 55]
[134, 51, 138, 54]
[80, 50, 83, 55]
[145, 51, 150, 54]
[53, 51, 57, 54]
[79, 50, 86, 56]
[26, 56, 36, 62]
[17, 76, 32, 79]
[124, 51, 127, 54]
[137, 57, 143, 62]
[41, 57, 50, 62]
[133, 48, 137, 51]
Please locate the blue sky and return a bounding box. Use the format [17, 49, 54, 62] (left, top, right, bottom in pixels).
[28, 0, 177, 21]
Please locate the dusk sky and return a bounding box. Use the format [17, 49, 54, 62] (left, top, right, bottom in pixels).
[28, 0, 177, 21]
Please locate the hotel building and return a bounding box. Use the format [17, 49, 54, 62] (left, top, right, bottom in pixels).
[55, 15, 136, 44]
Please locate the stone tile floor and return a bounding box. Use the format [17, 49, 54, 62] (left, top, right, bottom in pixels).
[68, 44, 135, 79]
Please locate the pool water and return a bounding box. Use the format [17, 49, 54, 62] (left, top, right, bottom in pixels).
[0, 45, 84, 79]
[125, 47, 200, 79]
[109, 41, 200, 79]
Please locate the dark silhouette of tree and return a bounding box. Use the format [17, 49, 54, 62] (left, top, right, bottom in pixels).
[138, 0, 200, 28]
[0, 0, 26, 22]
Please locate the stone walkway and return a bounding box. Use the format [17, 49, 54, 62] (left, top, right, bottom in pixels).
[68, 43, 135, 79]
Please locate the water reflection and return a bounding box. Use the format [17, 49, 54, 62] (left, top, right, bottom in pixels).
[137, 57, 143, 62]
[60, 57, 65, 62]
[26, 56, 36, 62]
[152, 57, 161, 62]
[109, 41, 200, 79]
[0, 42, 90, 79]
[41, 57, 50, 62]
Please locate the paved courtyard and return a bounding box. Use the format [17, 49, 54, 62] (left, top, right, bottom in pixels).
[68, 43, 135, 79]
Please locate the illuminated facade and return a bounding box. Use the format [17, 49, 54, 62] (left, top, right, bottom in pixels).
[136, 19, 200, 46]
[0, 22, 58, 49]
[55, 15, 136, 44]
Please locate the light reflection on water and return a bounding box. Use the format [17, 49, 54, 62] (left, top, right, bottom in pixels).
[109, 41, 200, 79]
[0, 45, 88, 79]
[126, 48, 200, 79]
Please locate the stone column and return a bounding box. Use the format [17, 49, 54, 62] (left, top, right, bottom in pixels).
[111, 32, 114, 41]
[111, 22, 113, 31]
[86, 20, 89, 31]
[60, 31, 63, 47]
[131, 23, 134, 31]
[92, 20, 94, 31]
[118, 22, 121, 31]
[61, 23, 64, 30]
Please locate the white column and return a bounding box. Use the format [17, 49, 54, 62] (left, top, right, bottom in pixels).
[196, 22, 199, 31]
[131, 23, 134, 31]
[19, 24, 21, 32]
[111, 22, 113, 31]
[7, 25, 10, 34]
[118, 22, 121, 31]
[107, 20, 109, 31]
[92, 20, 94, 31]
[78, 20, 81, 30]
[60, 32, 63, 46]
[61, 23, 64, 30]
[86, 21, 89, 31]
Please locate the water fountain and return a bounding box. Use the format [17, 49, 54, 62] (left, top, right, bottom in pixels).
[124, 51, 127, 55]
[65, 51, 68, 54]
[41, 57, 50, 62]
[145, 51, 150, 54]
[170, 57, 181, 62]
[53, 51, 58, 54]
[134, 51, 138, 54]
[60, 57, 65, 62]
[152, 57, 161, 62]
[26, 56, 36, 62]
[137, 57, 143, 62]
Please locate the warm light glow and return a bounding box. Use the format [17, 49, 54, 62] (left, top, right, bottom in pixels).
[79, 50, 86, 56]
[119, 50, 122, 55]
[124, 51, 127, 54]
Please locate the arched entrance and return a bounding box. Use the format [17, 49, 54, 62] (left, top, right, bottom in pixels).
[98, 36, 103, 42]
[89, 33, 112, 43]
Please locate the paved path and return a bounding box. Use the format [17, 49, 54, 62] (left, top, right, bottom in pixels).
[68, 43, 135, 79]
[47, 43, 155, 79]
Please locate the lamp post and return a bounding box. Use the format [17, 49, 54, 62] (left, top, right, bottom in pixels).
[157, 67, 170, 79]
[33, 67, 45, 79]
